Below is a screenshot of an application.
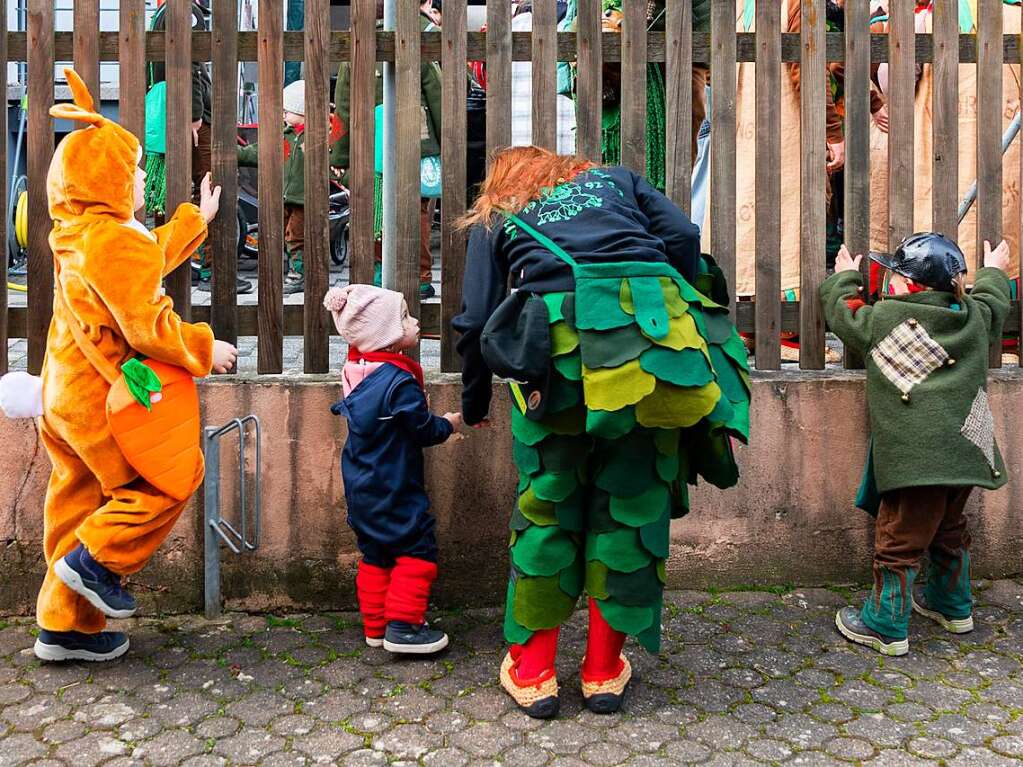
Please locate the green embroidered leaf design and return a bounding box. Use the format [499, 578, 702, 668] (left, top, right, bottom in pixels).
[121, 359, 162, 411]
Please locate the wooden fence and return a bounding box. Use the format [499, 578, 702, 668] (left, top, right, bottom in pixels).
[2, 0, 1022, 376]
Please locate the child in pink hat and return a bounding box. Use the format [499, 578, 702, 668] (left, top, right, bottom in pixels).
[325, 285, 462, 654]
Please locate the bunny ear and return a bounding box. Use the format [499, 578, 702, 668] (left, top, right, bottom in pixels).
[49, 68, 104, 126]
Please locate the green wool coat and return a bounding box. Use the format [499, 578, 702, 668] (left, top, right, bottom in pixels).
[820, 268, 1011, 495]
[331, 18, 443, 184]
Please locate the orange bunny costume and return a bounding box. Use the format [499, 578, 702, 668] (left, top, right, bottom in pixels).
[37, 69, 213, 636]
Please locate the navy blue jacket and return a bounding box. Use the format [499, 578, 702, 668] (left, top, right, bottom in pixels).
[331, 364, 453, 560]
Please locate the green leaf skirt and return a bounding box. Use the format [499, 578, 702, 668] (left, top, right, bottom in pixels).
[505, 277, 751, 653]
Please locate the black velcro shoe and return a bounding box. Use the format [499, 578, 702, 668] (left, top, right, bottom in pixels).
[54, 545, 137, 619]
[835, 606, 909, 656]
[34, 629, 129, 662]
[383, 621, 449, 655]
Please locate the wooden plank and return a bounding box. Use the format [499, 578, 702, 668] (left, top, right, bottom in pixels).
[931, 0, 959, 241]
[664, 0, 692, 211]
[620, 0, 647, 174]
[531, 0, 557, 151]
[9, 299, 1021, 342]
[887, 0, 915, 249]
[304, 0, 331, 373]
[211, 0, 238, 357]
[394, 0, 421, 357]
[26, 0, 53, 375]
[164, 0, 193, 319]
[977, 0, 1003, 265]
[754, 0, 781, 370]
[348, 0, 377, 287]
[10, 30, 1023, 66]
[843, 0, 871, 369]
[256, 0, 284, 374]
[72, 0, 99, 103]
[977, 0, 1003, 367]
[440, 0, 468, 373]
[574, 0, 602, 161]
[485, 0, 512, 159]
[799, 0, 827, 370]
[0, 0, 6, 374]
[710, 0, 737, 310]
[119, 0, 146, 225]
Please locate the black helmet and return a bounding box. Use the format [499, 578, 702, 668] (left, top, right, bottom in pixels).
[869, 232, 967, 292]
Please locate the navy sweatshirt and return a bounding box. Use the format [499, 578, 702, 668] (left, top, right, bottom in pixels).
[331, 364, 453, 562]
[452, 166, 701, 425]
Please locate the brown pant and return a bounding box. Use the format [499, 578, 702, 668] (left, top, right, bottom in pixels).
[284, 203, 305, 272]
[374, 198, 434, 284]
[692, 65, 710, 160]
[192, 122, 212, 200]
[874, 486, 972, 588]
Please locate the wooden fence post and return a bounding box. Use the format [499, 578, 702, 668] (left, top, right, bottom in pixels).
[26, 0, 53, 375]
[212, 0, 239, 357]
[440, 0, 468, 373]
[304, 0, 331, 373]
[165, 0, 193, 320]
[755, 0, 781, 370]
[257, 0, 284, 374]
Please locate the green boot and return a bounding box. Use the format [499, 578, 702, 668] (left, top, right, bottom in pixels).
[913, 549, 973, 633]
[860, 566, 917, 642]
[373, 261, 382, 288]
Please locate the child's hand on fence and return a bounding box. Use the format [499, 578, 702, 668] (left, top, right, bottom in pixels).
[834, 244, 862, 274]
[826, 140, 845, 173]
[984, 239, 1010, 273]
[443, 412, 464, 432]
[212, 340, 239, 374]
[872, 106, 889, 134]
[200, 173, 222, 223]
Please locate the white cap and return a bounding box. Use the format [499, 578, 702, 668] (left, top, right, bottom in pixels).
[283, 80, 305, 117]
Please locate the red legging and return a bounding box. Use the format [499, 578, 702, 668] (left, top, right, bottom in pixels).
[512, 599, 626, 682]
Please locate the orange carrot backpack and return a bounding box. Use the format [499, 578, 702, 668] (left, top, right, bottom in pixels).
[55, 286, 203, 501]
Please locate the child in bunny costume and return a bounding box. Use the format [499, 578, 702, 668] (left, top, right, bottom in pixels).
[325, 284, 461, 654]
[0, 69, 237, 662]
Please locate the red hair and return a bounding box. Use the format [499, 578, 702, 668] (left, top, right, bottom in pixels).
[459, 146, 597, 229]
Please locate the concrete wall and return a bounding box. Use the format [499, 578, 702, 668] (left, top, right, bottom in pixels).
[2, 371, 1022, 617]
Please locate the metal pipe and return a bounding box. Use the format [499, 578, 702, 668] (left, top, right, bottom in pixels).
[958, 110, 1022, 224]
[381, 0, 397, 289]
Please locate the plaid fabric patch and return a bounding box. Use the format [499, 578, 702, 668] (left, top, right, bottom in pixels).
[961, 388, 997, 469]
[870, 320, 950, 395]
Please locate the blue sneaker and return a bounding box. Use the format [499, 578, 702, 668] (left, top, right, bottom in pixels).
[54, 545, 137, 618]
[383, 621, 449, 655]
[34, 629, 129, 662]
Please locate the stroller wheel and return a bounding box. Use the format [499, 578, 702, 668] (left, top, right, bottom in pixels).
[331, 226, 349, 268]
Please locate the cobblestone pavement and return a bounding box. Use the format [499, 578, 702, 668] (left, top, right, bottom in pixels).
[4, 580, 1023, 766]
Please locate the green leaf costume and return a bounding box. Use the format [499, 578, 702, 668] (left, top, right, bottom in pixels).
[503, 213, 750, 654]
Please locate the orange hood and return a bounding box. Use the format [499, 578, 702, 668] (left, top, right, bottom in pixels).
[47, 68, 139, 225]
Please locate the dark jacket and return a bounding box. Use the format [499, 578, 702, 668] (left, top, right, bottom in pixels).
[331, 364, 453, 558]
[820, 268, 1011, 494]
[453, 166, 702, 425]
[237, 117, 344, 207]
[692, 0, 710, 32]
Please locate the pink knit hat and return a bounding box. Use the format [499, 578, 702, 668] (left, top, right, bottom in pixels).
[323, 284, 405, 352]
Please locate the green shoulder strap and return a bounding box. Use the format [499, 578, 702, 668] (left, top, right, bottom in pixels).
[504, 213, 579, 271]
